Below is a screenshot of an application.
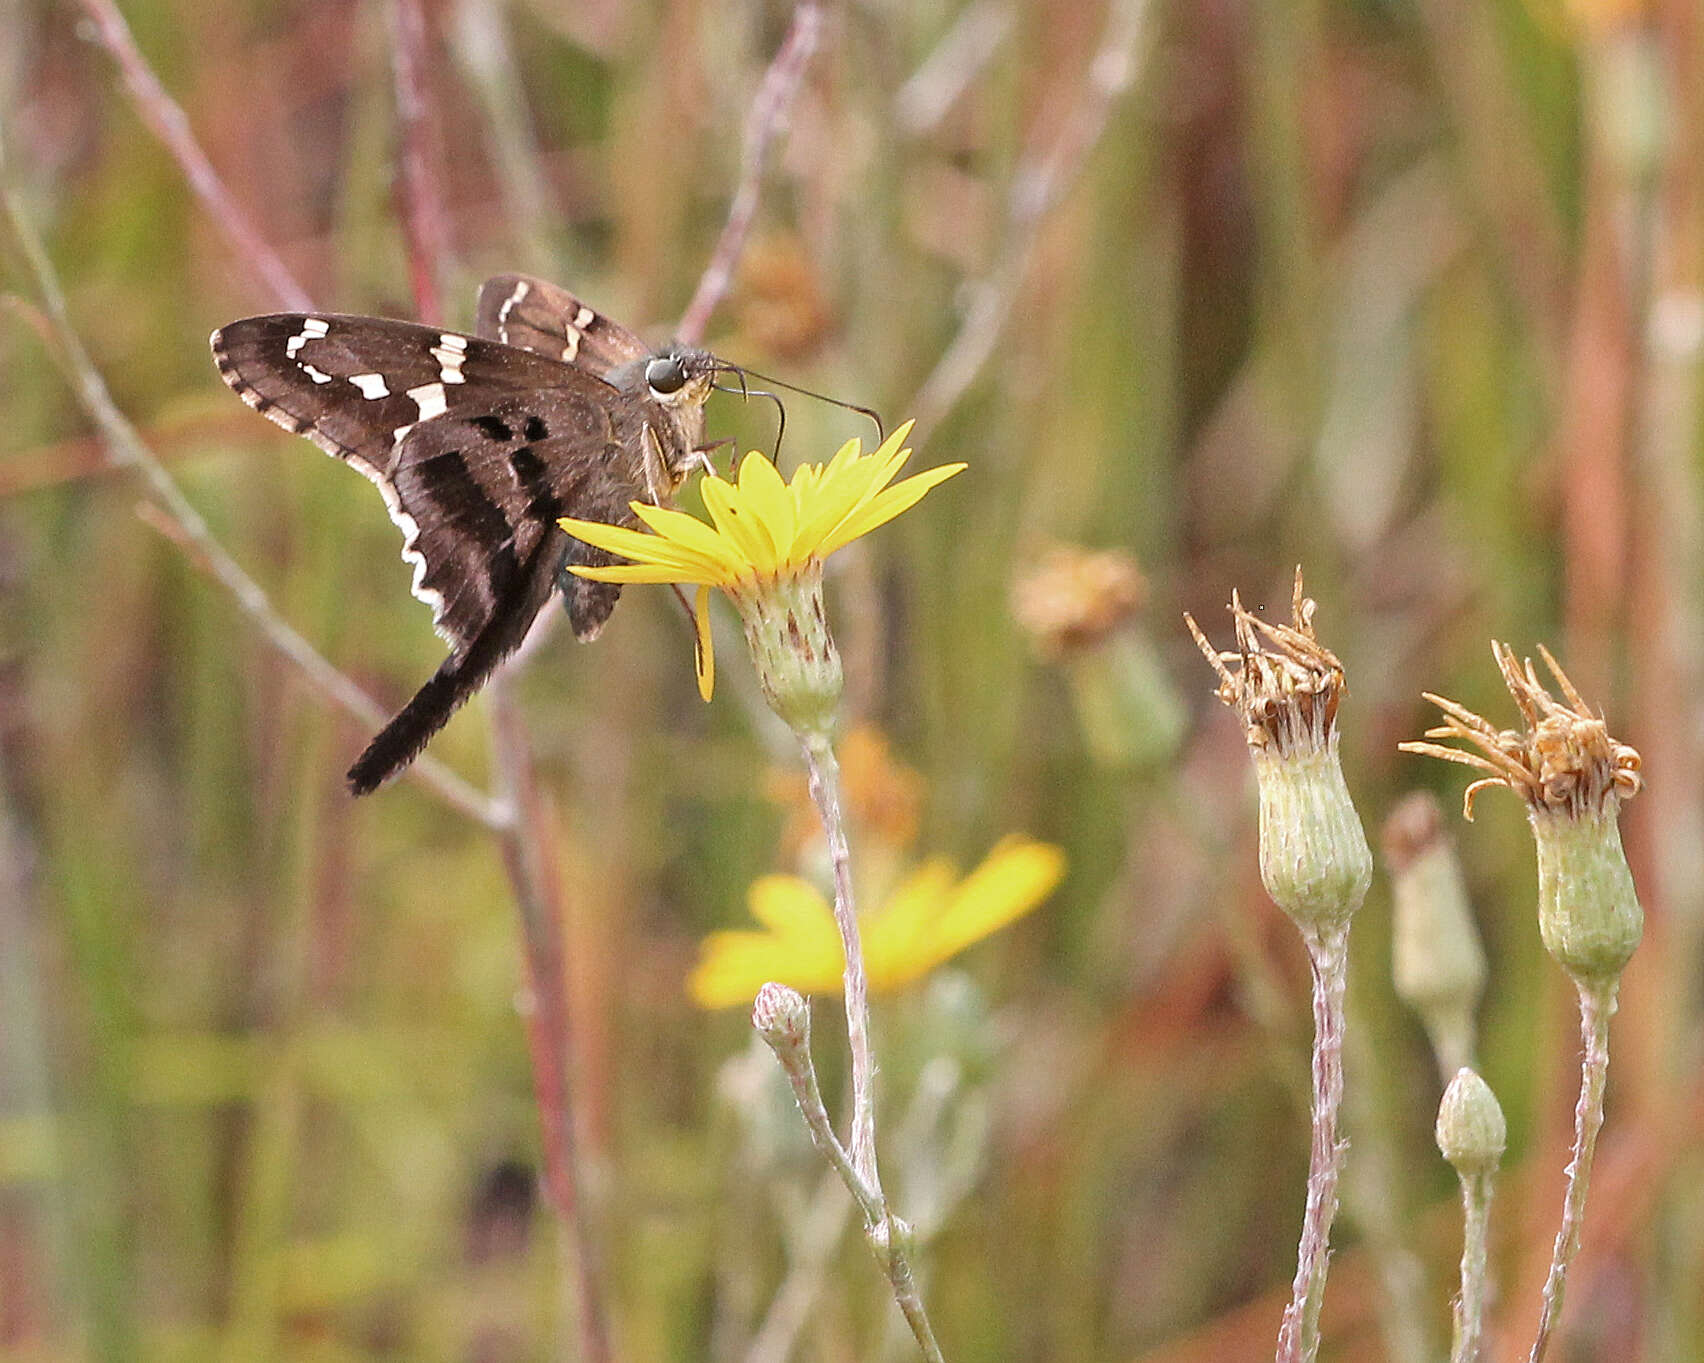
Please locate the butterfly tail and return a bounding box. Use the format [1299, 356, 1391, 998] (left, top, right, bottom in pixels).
[347, 535, 564, 795]
[347, 655, 480, 795]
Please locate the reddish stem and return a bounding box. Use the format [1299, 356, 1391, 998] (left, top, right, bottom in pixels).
[77, 0, 313, 312]
[390, 0, 452, 326]
[676, 2, 823, 347]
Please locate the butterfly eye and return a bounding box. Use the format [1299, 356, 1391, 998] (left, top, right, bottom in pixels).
[646, 355, 688, 396]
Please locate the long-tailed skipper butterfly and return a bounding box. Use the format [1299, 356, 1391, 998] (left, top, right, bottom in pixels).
[212, 275, 720, 795]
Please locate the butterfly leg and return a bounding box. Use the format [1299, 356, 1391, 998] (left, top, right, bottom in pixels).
[691, 438, 735, 477]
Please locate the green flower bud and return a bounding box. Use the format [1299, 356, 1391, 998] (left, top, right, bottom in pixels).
[1435, 1067, 1506, 1178]
[1384, 793, 1486, 1074]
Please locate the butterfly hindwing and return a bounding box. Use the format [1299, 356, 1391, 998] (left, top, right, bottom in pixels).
[386, 390, 653, 647]
[476, 274, 652, 375]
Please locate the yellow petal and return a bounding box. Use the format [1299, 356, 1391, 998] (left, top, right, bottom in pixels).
[557, 515, 667, 559]
[817, 463, 965, 557]
[794, 460, 886, 553]
[554, 516, 720, 582]
[701, 473, 779, 575]
[744, 874, 836, 941]
[566, 562, 697, 584]
[628, 501, 746, 573]
[693, 585, 715, 701]
[928, 837, 1065, 961]
[687, 925, 844, 1007]
[736, 452, 798, 561]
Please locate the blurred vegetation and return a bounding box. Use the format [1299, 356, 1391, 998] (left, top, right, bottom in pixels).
[2, 0, 1701, 1359]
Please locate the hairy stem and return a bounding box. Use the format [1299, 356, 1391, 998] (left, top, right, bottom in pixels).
[1452, 1170, 1495, 1363]
[1276, 924, 1350, 1363]
[801, 736, 880, 1193]
[797, 735, 945, 1362]
[1527, 978, 1614, 1363]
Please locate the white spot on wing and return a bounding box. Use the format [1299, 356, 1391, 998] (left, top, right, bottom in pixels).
[286, 316, 330, 359]
[496, 280, 530, 341]
[349, 372, 390, 399]
[310, 413, 450, 635]
[562, 305, 598, 362]
[301, 363, 333, 384]
[406, 382, 448, 422]
[431, 333, 468, 384]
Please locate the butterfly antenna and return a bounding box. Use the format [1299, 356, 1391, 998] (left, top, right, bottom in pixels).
[712, 376, 789, 457]
[721, 365, 885, 442]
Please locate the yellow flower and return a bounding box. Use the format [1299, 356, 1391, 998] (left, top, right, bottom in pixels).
[559, 422, 963, 714]
[688, 836, 1066, 1008]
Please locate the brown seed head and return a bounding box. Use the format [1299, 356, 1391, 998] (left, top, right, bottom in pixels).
[1400, 643, 1641, 820]
[1185, 568, 1346, 757]
[1013, 545, 1148, 660]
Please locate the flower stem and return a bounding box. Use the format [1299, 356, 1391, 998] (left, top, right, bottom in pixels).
[1527, 978, 1614, 1363]
[1452, 1169, 1495, 1363]
[802, 735, 882, 1196]
[798, 734, 946, 1363]
[1276, 924, 1350, 1363]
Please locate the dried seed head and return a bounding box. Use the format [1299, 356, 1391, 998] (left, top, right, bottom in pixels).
[1399, 643, 1641, 821]
[1013, 545, 1147, 659]
[1401, 643, 1644, 984]
[1185, 568, 1346, 759]
[1190, 570, 1370, 934]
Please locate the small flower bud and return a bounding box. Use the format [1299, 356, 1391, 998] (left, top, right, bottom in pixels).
[752, 981, 811, 1061]
[1384, 792, 1487, 1073]
[1435, 1067, 1507, 1178]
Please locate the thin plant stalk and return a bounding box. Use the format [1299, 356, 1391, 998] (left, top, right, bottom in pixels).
[796, 736, 945, 1363]
[390, 0, 452, 326]
[801, 735, 881, 1192]
[1453, 1169, 1495, 1363]
[75, 0, 315, 312]
[489, 686, 612, 1363]
[1527, 979, 1615, 1363]
[676, 1, 824, 348]
[1277, 924, 1350, 1363]
[382, 17, 616, 1354]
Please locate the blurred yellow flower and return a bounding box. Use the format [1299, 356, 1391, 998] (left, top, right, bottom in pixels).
[688, 836, 1066, 1008]
[560, 421, 963, 704]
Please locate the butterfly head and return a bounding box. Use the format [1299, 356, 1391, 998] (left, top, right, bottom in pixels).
[639, 346, 719, 411]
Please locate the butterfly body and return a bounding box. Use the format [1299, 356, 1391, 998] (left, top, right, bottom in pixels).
[211, 276, 719, 794]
